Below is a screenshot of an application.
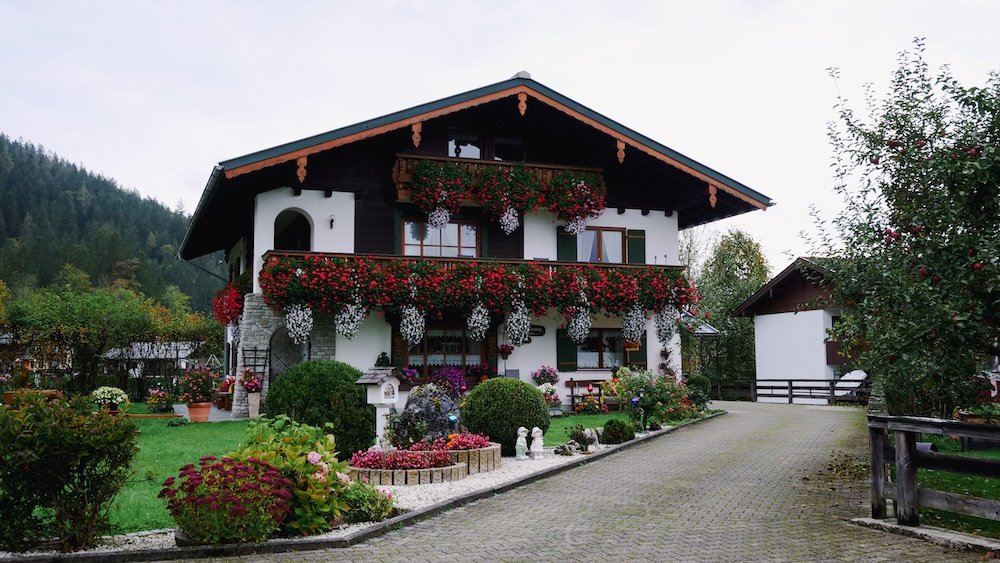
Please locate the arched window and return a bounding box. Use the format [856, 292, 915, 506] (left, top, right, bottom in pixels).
[274, 209, 311, 251]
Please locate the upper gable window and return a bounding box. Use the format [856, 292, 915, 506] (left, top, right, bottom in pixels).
[274, 209, 311, 251]
[493, 137, 524, 161]
[448, 133, 482, 159]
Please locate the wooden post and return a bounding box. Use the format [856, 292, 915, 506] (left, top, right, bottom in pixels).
[788, 380, 794, 404]
[829, 380, 836, 405]
[751, 380, 757, 402]
[869, 426, 887, 519]
[895, 430, 919, 526]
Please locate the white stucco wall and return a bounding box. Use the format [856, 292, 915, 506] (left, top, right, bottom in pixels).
[754, 309, 837, 404]
[251, 188, 356, 292]
[523, 209, 680, 265]
[333, 315, 392, 377]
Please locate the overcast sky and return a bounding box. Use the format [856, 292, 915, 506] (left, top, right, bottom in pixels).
[1, 0, 997, 271]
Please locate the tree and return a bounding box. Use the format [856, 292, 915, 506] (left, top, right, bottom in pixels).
[819, 40, 1000, 416]
[685, 229, 770, 384]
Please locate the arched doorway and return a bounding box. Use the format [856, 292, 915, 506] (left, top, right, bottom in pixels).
[274, 209, 311, 251]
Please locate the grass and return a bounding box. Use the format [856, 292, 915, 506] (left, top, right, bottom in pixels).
[546, 412, 631, 445]
[109, 418, 250, 533]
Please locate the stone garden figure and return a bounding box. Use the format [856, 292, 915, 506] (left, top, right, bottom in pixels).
[515, 426, 529, 460]
[582, 428, 602, 453]
[530, 426, 544, 460]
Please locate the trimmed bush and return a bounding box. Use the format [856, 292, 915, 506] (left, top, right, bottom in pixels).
[0, 392, 138, 552]
[342, 481, 395, 524]
[685, 375, 712, 410]
[264, 360, 375, 456]
[462, 378, 549, 456]
[601, 419, 635, 445]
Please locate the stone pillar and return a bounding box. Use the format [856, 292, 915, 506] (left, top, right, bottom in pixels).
[232, 293, 284, 419]
[311, 317, 337, 360]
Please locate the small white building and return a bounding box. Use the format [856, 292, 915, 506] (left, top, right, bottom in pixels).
[733, 258, 854, 404]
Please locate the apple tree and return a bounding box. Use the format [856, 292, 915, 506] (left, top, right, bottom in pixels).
[821, 40, 1000, 416]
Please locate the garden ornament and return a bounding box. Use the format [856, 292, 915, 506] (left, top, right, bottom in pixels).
[515, 426, 529, 460]
[530, 426, 544, 460]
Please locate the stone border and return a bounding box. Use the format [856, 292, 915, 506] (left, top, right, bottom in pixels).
[851, 517, 1000, 552]
[348, 463, 466, 485]
[10, 412, 725, 562]
[451, 443, 502, 475]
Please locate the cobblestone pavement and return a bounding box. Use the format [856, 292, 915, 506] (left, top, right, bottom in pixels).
[238, 401, 981, 562]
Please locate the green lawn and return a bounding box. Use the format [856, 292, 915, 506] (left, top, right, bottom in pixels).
[912, 434, 1000, 538]
[109, 418, 250, 533]
[545, 412, 632, 445]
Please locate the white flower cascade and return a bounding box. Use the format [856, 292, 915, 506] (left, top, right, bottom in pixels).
[285, 303, 314, 345]
[654, 305, 678, 344]
[336, 295, 367, 339]
[506, 300, 531, 347]
[567, 279, 592, 344]
[622, 301, 645, 343]
[427, 206, 451, 230]
[499, 206, 519, 235]
[400, 275, 426, 346]
[563, 216, 587, 236]
[466, 276, 491, 342]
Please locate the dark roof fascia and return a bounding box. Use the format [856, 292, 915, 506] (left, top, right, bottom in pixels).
[216, 77, 774, 208]
[731, 257, 830, 317]
[179, 165, 223, 260]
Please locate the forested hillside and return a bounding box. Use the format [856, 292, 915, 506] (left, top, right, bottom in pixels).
[0, 134, 224, 311]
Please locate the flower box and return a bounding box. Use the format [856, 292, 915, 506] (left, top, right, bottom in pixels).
[348, 462, 466, 486]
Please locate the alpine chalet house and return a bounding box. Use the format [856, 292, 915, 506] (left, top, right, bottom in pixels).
[180, 73, 774, 418]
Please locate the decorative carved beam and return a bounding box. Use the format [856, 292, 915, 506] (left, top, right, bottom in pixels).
[708, 184, 718, 208]
[616, 139, 626, 164]
[517, 92, 528, 116]
[296, 156, 307, 183]
[411, 122, 422, 148]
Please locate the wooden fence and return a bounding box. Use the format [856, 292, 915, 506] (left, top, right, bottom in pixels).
[867, 414, 1000, 526]
[753, 378, 870, 404]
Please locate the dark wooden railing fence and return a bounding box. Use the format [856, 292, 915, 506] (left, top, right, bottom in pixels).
[868, 415, 1000, 526]
[752, 379, 870, 404]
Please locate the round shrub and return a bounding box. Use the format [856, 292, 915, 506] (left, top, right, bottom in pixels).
[264, 360, 375, 457]
[601, 418, 635, 445]
[342, 481, 395, 524]
[462, 378, 549, 456]
[686, 374, 712, 410]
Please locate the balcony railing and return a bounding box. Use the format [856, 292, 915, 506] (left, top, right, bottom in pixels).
[391, 154, 603, 204]
[262, 251, 683, 274]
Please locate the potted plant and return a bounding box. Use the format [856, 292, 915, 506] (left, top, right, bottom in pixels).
[215, 375, 236, 410]
[498, 344, 514, 361]
[91, 386, 129, 414]
[179, 367, 218, 423]
[146, 388, 175, 413]
[240, 368, 263, 418]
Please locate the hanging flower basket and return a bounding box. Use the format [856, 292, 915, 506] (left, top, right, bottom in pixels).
[498, 344, 514, 360]
[412, 160, 472, 228]
[544, 171, 606, 234]
[477, 163, 542, 235]
[624, 340, 641, 352]
[212, 282, 244, 326]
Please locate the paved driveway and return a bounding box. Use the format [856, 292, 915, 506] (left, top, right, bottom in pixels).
[250, 401, 978, 562]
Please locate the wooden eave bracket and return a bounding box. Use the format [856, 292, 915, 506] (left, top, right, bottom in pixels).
[708, 184, 718, 208]
[296, 156, 307, 183]
[616, 139, 626, 164]
[517, 92, 528, 116]
[411, 122, 422, 148]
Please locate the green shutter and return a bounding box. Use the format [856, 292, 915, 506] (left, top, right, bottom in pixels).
[626, 331, 648, 370]
[391, 325, 405, 369]
[557, 227, 577, 261]
[626, 229, 646, 264]
[556, 328, 577, 372]
[487, 332, 498, 373]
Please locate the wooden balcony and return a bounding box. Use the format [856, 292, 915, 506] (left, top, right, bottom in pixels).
[391, 154, 603, 204]
[262, 251, 683, 275]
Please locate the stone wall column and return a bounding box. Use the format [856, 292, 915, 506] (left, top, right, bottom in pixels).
[232, 293, 284, 419]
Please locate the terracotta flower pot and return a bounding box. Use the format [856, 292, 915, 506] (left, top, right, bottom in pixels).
[624, 340, 640, 352]
[187, 402, 212, 423]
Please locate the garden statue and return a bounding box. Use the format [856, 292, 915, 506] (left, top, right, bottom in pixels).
[530, 426, 544, 460]
[515, 426, 529, 460]
[554, 440, 580, 456]
[582, 428, 601, 453]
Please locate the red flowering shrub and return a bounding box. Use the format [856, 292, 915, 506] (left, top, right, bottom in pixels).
[349, 449, 453, 469]
[445, 432, 491, 450]
[544, 171, 606, 222]
[411, 159, 472, 214]
[159, 456, 293, 544]
[476, 163, 542, 219]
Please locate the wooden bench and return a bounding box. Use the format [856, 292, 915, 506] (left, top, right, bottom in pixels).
[564, 378, 618, 411]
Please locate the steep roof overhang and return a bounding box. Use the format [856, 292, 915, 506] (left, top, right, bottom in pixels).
[732, 257, 832, 317]
[180, 76, 775, 260]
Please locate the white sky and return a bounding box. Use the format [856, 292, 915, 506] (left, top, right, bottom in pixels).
[1, 0, 997, 271]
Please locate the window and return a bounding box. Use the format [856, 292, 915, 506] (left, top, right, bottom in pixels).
[447, 132, 482, 159]
[577, 227, 625, 263]
[493, 137, 524, 161]
[407, 327, 484, 375]
[403, 219, 479, 257]
[577, 329, 624, 369]
[274, 209, 311, 251]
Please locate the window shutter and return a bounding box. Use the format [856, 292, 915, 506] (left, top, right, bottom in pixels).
[626, 331, 648, 370]
[556, 227, 577, 261]
[626, 229, 646, 264]
[391, 327, 406, 369]
[487, 332, 498, 373]
[556, 328, 577, 372]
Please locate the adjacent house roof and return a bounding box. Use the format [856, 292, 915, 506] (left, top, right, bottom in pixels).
[732, 257, 832, 317]
[180, 74, 775, 259]
[105, 342, 198, 361]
